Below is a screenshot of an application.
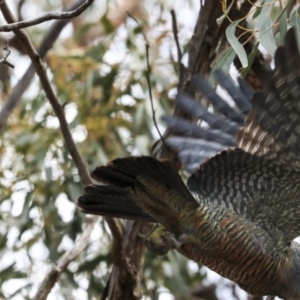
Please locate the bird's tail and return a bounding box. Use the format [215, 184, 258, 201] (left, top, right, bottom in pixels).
[77, 156, 198, 226]
[78, 184, 154, 221]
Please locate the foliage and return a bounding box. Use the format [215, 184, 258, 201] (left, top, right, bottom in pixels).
[0, 0, 299, 299]
[0, 1, 197, 299]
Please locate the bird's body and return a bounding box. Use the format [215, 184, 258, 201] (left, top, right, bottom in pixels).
[78, 28, 300, 299]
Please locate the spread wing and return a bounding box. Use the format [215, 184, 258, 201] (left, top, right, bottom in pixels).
[164, 69, 254, 173]
[188, 148, 300, 247]
[237, 29, 300, 170]
[166, 28, 300, 246]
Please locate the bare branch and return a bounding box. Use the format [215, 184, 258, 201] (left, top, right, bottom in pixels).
[33, 214, 122, 300]
[0, 0, 94, 32]
[105, 217, 125, 268]
[106, 221, 151, 300]
[32, 215, 98, 300]
[0, 2, 122, 299]
[170, 10, 182, 66]
[0, 0, 92, 185]
[17, 0, 25, 22]
[0, 0, 90, 130]
[127, 12, 167, 147]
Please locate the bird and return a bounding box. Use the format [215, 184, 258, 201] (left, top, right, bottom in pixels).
[78, 28, 300, 300]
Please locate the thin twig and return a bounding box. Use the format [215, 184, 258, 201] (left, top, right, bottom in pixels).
[0, 0, 94, 32]
[127, 12, 166, 145]
[0, 0, 89, 130]
[0, 2, 122, 300]
[17, 0, 25, 22]
[170, 10, 182, 66]
[32, 215, 98, 300]
[0, 1, 92, 185]
[0, 40, 14, 68]
[101, 274, 111, 300]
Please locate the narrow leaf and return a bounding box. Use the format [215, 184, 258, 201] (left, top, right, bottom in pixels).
[226, 20, 248, 68]
[252, 3, 263, 20]
[291, 8, 300, 50]
[209, 48, 235, 84]
[241, 42, 259, 77]
[257, 17, 277, 56]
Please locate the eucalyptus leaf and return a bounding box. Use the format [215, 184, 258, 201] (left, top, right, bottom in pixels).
[291, 8, 300, 50]
[257, 17, 277, 56]
[226, 20, 248, 68]
[209, 48, 235, 84]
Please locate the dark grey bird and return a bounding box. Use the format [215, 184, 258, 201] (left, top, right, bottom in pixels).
[78, 28, 300, 300]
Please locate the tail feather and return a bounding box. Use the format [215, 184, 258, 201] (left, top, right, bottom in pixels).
[91, 156, 193, 200]
[78, 185, 154, 221]
[77, 157, 198, 225]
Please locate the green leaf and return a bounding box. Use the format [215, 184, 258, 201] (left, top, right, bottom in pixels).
[290, 8, 300, 50]
[101, 14, 115, 34]
[67, 182, 82, 202]
[226, 20, 248, 68]
[279, 10, 288, 45]
[271, 0, 293, 46]
[209, 47, 235, 84]
[252, 2, 264, 19]
[257, 17, 277, 56]
[0, 263, 27, 283]
[241, 42, 259, 77]
[77, 253, 112, 273]
[257, 0, 274, 28]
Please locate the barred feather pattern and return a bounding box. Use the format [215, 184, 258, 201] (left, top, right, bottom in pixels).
[78, 156, 300, 299]
[188, 148, 300, 245]
[237, 29, 300, 171]
[78, 28, 300, 300]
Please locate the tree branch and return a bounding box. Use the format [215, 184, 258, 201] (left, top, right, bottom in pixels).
[33, 216, 98, 300]
[127, 13, 165, 144]
[106, 221, 152, 300]
[0, 40, 14, 68]
[0, 2, 122, 299]
[0, 0, 94, 32]
[152, 1, 258, 163]
[0, 0, 91, 184]
[0, 0, 89, 130]
[170, 9, 182, 68]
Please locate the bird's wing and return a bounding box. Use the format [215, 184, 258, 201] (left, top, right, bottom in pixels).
[78, 156, 275, 254]
[166, 29, 300, 173]
[77, 155, 284, 293]
[166, 28, 300, 244]
[164, 69, 254, 173]
[237, 28, 300, 171]
[187, 147, 300, 246]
